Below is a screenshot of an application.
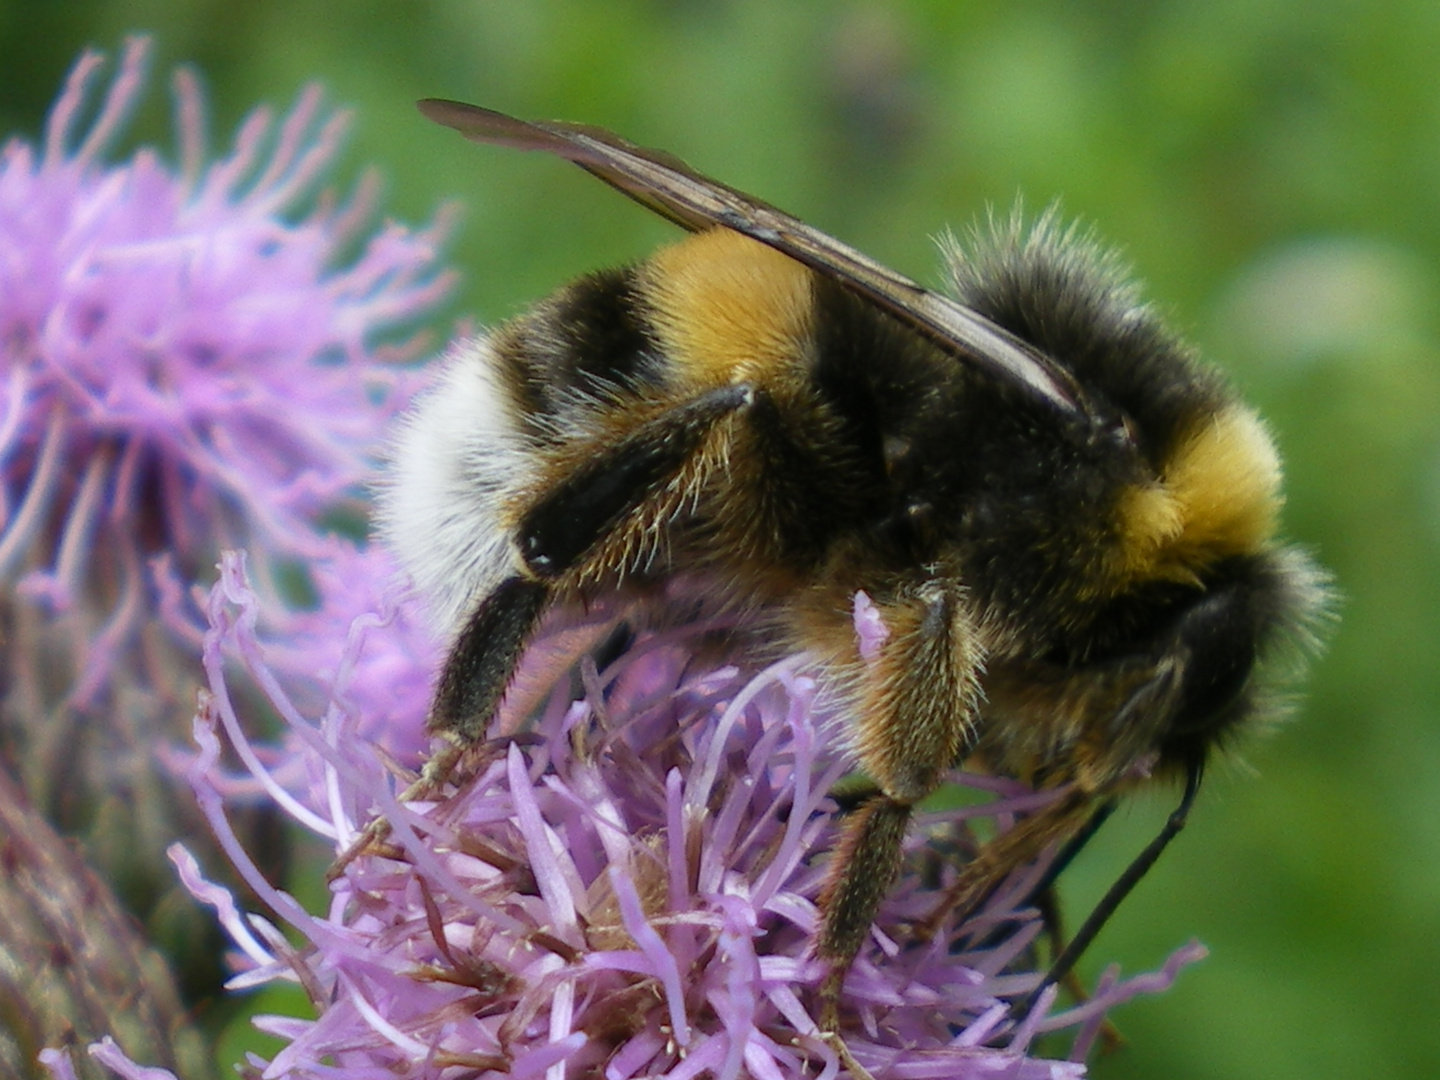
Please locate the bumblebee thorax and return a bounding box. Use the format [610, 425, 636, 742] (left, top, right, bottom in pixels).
[1098, 403, 1283, 598]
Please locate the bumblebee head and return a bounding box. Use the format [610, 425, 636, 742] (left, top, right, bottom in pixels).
[945, 212, 1329, 773]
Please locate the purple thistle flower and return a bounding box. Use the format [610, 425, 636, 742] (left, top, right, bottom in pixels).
[113, 551, 1203, 1080]
[0, 35, 452, 1008]
[269, 540, 442, 760]
[158, 538, 441, 768]
[0, 33, 449, 778]
[0, 34, 450, 616]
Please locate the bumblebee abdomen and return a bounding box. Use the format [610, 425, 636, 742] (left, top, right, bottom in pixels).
[638, 228, 817, 392]
[486, 230, 910, 576]
[490, 229, 817, 430]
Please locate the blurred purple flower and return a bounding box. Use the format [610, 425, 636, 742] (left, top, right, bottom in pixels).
[0, 36, 451, 607]
[114, 552, 1202, 1080]
[0, 33, 450, 769]
[158, 538, 441, 768]
[0, 35, 453, 1007]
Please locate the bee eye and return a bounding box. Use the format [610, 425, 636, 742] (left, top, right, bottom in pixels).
[1169, 585, 1260, 734]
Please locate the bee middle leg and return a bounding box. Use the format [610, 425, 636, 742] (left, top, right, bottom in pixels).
[962, 798, 1118, 953]
[815, 578, 982, 1029]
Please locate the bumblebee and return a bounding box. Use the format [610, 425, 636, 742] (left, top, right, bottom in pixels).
[381, 101, 1329, 1025]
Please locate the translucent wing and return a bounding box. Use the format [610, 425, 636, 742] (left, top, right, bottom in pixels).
[419, 99, 1091, 420]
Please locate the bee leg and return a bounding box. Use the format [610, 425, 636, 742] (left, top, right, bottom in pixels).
[331, 577, 550, 877]
[432, 576, 552, 741]
[328, 588, 544, 880]
[827, 776, 883, 814]
[430, 381, 756, 741]
[1030, 886, 1126, 1052]
[921, 645, 1196, 945]
[816, 794, 912, 1026]
[949, 797, 1127, 1046]
[335, 385, 756, 879]
[966, 799, 1118, 952]
[914, 786, 1094, 945]
[815, 580, 981, 1029]
[516, 382, 754, 577]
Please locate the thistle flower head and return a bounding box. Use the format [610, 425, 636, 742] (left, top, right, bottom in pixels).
[0, 36, 453, 1006]
[0, 34, 450, 629]
[0, 34, 450, 762]
[142, 552, 1203, 1080]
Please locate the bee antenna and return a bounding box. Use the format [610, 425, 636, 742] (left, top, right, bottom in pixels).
[1015, 756, 1206, 1023]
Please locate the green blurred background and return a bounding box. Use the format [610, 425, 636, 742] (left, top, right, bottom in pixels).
[2, 2, 1437, 1078]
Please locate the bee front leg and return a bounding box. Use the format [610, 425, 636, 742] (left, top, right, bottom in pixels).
[816, 579, 982, 1029]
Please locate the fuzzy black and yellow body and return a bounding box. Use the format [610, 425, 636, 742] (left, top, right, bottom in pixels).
[383, 102, 1329, 1029]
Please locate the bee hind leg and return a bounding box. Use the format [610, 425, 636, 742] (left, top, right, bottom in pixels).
[434, 380, 756, 742]
[432, 576, 552, 741]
